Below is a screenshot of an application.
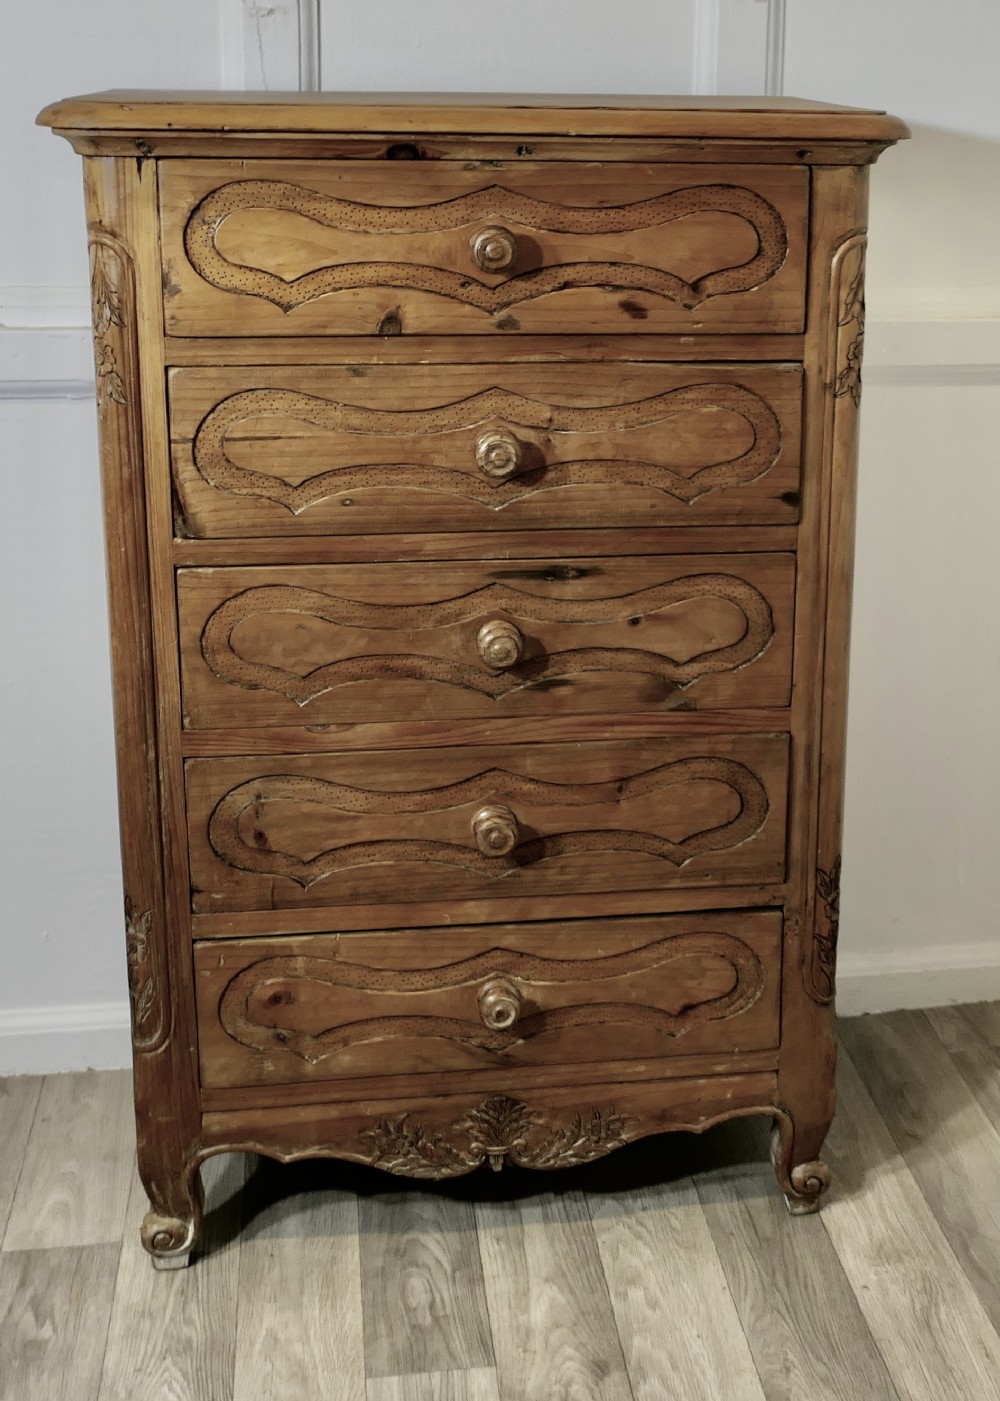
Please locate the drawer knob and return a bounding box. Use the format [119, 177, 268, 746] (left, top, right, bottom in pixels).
[476, 619, 524, 670]
[477, 976, 523, 1031]
[471, 225, 517, 272]
[472, 803, 520, 857]
[475, 429, 523, 479]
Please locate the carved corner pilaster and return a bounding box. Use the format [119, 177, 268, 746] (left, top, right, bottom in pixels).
[803, 224, 866, 1007]
[808, 856, 842, 1005]
[90, 233, 133, 413]
[88, 228, 174, 1058]
[124, 897, 169, 1052]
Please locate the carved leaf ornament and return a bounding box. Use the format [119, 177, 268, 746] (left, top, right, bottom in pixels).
[359, 1094, 635, 1176]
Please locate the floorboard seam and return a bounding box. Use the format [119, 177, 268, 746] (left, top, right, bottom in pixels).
[0, 1077, 43, 1249]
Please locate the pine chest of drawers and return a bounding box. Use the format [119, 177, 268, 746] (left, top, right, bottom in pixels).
[40, 91, 906, 1267]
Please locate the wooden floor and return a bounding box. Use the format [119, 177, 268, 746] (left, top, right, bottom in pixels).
[3, 1003, 1000, 1401]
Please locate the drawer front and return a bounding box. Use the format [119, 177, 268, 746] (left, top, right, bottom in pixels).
[179, 553, 795, 727]
[195, 910, 783, 1089]
[160, 160, 807, 337]
[168, 362, 802, 537]
[186, 734, 788, 913]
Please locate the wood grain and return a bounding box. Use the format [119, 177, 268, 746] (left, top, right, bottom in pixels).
[589, 1174, 766, 1401]
[841, 1011, 1000, 1333]
[192, 883, 787, 940]
[164, 333, 808, 368]
[178, 553, 794, 727]
[359, 1193, 493, 1379]
[38, 91, 910, 144]
[98, 1155, 246, 1401]
[0, 1076, 41, 1240]
[185, 733, 789, 914]
[0, 1245, 119, 1401]
[3, 1071, 134, 1251]
[477, 1191, 632, 1401]
[160, 160, 807, 337]
[924, 1001, 1000, 1051]
[366, 1371, 501, 1401]
[697, 1148, 901, 1401]
[168, 361, 803, 538]
[194, 912, 782, 1091]
[822, 1041, 1000, 1401]
[949, 1047, 1000, 1131]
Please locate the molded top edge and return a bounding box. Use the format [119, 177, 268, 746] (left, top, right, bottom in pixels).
[37, 90, 910, 143]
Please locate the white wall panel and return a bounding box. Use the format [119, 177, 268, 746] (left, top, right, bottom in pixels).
[0, 0, 228, 306]
[0, 399, 123, 1018]
[783, 1, 1000, 317]
[842, 381, 1000, 987]
[320, 0, 699, 94]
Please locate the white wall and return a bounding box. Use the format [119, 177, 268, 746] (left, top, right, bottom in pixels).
[2, 0, 997, 1071]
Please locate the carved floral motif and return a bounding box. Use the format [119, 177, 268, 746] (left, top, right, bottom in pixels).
[834, 243, 865, 407]
[359, 1093, 634, 1177]
[124, 898, 162, 1049]
[812, 856, 842, 1003]
[90, 242, 128, 411]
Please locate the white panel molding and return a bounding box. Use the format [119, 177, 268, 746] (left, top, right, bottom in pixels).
[764, 0, 785, 96]
[230, 0, 320, 91]
[692, 0, 720, 95]
[0, 379, 94, 401]
[298, 0, 322, 91]
[0, 1001, 131, 1075]
[0, 285, 90, 328]
[0, 329, 92, 389]
[716, 0, 770, 96]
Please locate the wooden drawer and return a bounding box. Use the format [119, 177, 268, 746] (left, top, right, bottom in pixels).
[168, 362, 803, 537]
[160, 160, 808, 337]
[186, 734, 788, 913]
[195, 910, 783, 1089]
[178, 553, 795, 727]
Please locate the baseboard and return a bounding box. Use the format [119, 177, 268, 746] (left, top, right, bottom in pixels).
[836, 942, 1000, 1017]
[0, 1001, 131, 1075]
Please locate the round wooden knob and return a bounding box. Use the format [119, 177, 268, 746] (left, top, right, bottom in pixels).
[476, 619, 524, 670]
[471, 226, 517, 272]
[472, 804, 519, 857]
[475, 429, 523, 479]
[477, 976, 522, 1031]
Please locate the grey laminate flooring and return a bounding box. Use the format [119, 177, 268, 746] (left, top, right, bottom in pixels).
[3, 1005, 1000, 1401]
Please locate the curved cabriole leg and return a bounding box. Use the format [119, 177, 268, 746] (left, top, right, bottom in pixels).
[140, 1164, 204, 1270]
[771, 1113, 832, 1215]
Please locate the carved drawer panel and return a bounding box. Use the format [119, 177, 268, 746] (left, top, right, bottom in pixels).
[160, 160, 808, 337]
[185, 734, 788, 914]
[178, 553, 795, 728]
[195, 910, 783, 1089]
[167, 362, 803, 537]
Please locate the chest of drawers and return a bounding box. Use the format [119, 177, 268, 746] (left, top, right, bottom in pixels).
[40, 91, 906, 1267]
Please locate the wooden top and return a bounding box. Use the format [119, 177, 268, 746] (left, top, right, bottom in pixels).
[37, 91, 909, 143]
